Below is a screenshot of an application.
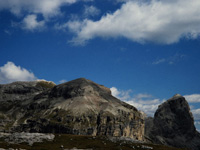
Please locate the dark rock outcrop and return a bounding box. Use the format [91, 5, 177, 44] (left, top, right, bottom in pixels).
[0, 78, 145, 141]
[146, 94, 200, 150]
[0, 80, 55, 132]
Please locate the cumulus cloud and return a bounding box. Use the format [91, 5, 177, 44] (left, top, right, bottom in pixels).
[110, 87, 120, 97]
[110, 87, 131, 101]
[0, 0, 86, 31]
[192, 109, 200, 121]
[111, 87, 162, 116]
[22, 15, 45, 31]
[184, 94, 200, 103]
[55, 5, 100, 32]
[0, 0, 77, 18]
[67, 0, 200, 45]
[83, 5, 100, 18]
[126, 94, 162, 116]
[0, 62, 37, 84]
[127, 100, 161, 116]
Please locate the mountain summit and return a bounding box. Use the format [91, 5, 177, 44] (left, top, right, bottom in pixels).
[145, 95, 200, 150]
[0, 78, 145, 141]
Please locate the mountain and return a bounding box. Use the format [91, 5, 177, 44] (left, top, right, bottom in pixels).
[0, 78, 145, 141]
[1, 78, 199, 150]
[145, 94, 200, 150]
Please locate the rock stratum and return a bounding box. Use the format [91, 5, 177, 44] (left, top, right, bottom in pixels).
[145, 94, 200, 150]
[0, 78, 144, 141]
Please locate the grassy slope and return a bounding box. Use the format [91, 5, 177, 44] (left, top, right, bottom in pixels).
[0, 134, 188, 150]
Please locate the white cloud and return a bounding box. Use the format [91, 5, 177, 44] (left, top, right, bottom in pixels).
[111, 87, 162, 116]
[0, 0, 83, 32]
[54, 23, 68, 31]
[83, 5, 100, 17]
[67, 20, 84, 33]
[184, 94, 200, 103]
[192, 109, 200, 120]
[127, 100, 160, 116]
[111, 87, 200, 121]
[55, 19, 85, 32]
[111, 87, 131, 101]
[0, 0, 78, 18]
[22, 15, 45, 31]
[67, 0, 200, 45]
[110, 87, 120, 97]
[0, 0, 95, 32]
[0, 62, 37, 84]
[126, 93, 162, 116]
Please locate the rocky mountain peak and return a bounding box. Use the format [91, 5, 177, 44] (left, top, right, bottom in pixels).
[172, 93, 182, 98]
[155, 95, 195, 136]
[146, 95, 200, 150]
[157, 94, 191, 116]
[48, 78, 138, 116]
[49, 78, 111, 99]
[0, 78, 145, 141]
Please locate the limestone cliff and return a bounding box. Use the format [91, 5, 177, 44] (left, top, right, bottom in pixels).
[0, 78, 145, 141]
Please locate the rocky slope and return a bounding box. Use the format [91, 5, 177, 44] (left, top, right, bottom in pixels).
[0, 78, 145, 141]
[145, 94, 200, 150]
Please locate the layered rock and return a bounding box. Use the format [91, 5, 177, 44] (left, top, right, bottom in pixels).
[0, 78, 145, 141]
[145, 94, 200, 150]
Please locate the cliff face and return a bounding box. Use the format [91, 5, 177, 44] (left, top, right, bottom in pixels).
[0, 78, 145, 141]
[145, 94, 200, 150]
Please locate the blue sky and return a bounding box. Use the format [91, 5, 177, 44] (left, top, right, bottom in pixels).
[0, 0, 200, 130]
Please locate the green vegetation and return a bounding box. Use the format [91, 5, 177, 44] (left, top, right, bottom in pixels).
[36, 81, 56, 89]
[0, 134, 188, 150]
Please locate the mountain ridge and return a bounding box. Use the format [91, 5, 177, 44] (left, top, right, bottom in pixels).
[0, 78, 200, 149]
[0, 78, 145, 141]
